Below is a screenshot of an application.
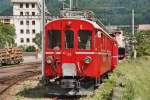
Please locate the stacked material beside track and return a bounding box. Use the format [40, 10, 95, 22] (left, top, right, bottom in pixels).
[0, 48, 23, 66]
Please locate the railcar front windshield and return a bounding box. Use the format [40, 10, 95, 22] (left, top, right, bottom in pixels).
[48, 30, 61, 49]
[119, 48, 125, 55]
[65, 30, 74, 49]
[78, 30, 92, 50]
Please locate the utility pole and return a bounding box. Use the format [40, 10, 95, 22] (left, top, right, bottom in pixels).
[75, 0, 78, 9]
[132, 9, 137, 59]
[63, 1, 65, 9]
[70, 0, 73, 10]
[41, 0, 45, 79]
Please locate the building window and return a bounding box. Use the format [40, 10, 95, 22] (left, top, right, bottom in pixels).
[20, 38, 24, 43]
[32, 3, 35, 8]
[26, 20, 29, 25]
[32, 12, 35, 16]
[4, 19, 10, 23]
[26, 29, 30, 34]
[26, 3, 29, 8]
[32, 29, 36, 34]
[20, 29, 24, 34]
[20, 3, 23, 8]
[20, 21, 24, 25]
[26, 38, 30, 43]
[32, 20, 35, 25]
[25, 12, 29, 16]
[20, 12, 23, 16]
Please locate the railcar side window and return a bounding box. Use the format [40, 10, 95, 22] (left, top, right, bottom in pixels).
[65, 30, 74, 49]
[48, 30, 61, 49]
[78, 30, 92, 49]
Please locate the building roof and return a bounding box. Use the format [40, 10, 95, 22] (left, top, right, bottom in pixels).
[138, 24, 150, 31]
[11, 0, 40, 3]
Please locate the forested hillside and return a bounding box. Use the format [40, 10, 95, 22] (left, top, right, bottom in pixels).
[46, 0, 150, 25]
[0, 0, 11, 14]
[0, 0, 150, 25]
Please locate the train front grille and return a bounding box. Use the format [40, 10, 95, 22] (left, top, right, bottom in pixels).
[62, 63, 77, 77]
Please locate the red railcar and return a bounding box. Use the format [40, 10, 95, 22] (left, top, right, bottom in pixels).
[44, 18, 118, 95]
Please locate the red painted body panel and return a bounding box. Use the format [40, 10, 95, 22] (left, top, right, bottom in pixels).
[44, 19, 118, 79]
[111, 43, 118, 70]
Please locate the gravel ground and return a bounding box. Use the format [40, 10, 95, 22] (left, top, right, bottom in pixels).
[0, 75, 55, 100]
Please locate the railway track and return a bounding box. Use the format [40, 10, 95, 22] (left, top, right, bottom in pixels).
[0, 62, 41, 96]
[0, 61, 41, 69]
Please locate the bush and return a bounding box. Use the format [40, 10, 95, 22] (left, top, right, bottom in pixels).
[18, 45, 26, 52]
[135, 31, 150, 57]
[25, 46, 36, 52]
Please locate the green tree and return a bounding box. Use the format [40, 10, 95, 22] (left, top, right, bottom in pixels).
[135, 30, 150, 56]
[0, 22, 16, 48]
[33, 33, 41, 49]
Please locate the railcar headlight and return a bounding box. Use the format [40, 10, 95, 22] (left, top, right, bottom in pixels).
[84, 56, 92, 64]
[46, 56, 52, 64]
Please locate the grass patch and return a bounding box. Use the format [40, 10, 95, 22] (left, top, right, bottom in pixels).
[119, 56, 150, 100]
[81, 56, 150, 100]
[81, 72, 118, 100]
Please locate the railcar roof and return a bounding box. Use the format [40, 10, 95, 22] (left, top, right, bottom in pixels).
[46, 18, 117, 43]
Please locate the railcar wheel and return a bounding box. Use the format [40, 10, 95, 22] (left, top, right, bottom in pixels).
[94, 78, 102, 89]
[6, 60, 11, 65]
[14, 60, 17, 64]
[0, 62, 2, 67]
[104, 73, 109, 79]
[40, 77, 50, 86]
[17, 61, 20, 64]
[11, 60, 15, 65]
[15, 60, 19, 64]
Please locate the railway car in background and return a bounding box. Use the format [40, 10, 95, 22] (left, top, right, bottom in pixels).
[43, 18, 118, 95]
[112, 31, 126, 60]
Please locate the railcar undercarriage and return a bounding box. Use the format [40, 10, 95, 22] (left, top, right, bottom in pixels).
[42, 73, 110, 96]
[47, 77, 95, 96]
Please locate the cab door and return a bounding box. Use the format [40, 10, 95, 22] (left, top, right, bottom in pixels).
[62, 30, 76, 63]
[61, 29, 77, 77]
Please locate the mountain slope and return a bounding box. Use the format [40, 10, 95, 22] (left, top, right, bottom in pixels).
[0, 0, 11, 14]
[46, 0, 150, 24]
[0, 0, 150, 25]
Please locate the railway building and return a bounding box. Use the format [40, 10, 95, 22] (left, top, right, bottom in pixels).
[0, 0, 51, 48]
[11, 0, 41, 47]
[0, 16, 14, 25]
